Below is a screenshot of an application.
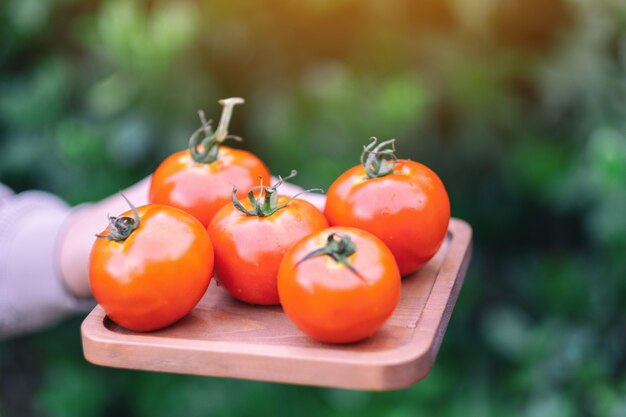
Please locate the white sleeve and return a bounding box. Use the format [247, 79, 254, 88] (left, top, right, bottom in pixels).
[0, 187, 94, 339]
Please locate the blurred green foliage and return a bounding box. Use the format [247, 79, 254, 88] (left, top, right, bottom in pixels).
[1, 0, 626, 416]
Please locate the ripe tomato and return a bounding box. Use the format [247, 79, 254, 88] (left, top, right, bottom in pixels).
[324, 138, 450, 276]
[278, 227, 401, 343]
[89, 198, 214, 331]
[149, 97, 270, 227]
[208, 172, 328, 305]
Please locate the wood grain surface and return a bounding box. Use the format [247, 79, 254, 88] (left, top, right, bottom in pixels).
[81, 218, 472, 390]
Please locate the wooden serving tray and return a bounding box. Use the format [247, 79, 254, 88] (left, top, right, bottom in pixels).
[81, 218, 472, 390]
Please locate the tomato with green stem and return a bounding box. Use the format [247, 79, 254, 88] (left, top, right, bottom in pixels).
[278, 227, 401, 343]
[149, 97, 271, 227]
[324, 138, 450, 276]
[208, 171, 328, 305]
[89, 196, 214, 332]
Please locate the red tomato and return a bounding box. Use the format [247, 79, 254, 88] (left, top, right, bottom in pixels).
[324, 138, 450, 276]
[90, 199, 214, 331]
[149, 98, 270, 227]
[208, 174, 328, 305]
[278, 227, 401, 343]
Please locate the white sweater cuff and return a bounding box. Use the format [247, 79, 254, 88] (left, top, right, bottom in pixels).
[0, 190, 93, 338]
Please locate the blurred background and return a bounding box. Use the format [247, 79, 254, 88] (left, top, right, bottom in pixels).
[1, 0, 626, 415]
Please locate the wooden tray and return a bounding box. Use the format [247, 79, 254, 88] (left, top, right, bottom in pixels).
[81, 218, 472, 390]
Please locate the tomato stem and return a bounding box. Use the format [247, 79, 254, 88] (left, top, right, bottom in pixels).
[296, 233, 365, 280]
[95, 194, 140, 242]
[361, 137, 397, 179]
[231, 170, 323, 217]
[189, 97, 245, 164]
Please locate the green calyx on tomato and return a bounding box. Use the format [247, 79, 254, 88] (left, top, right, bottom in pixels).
[95, 194, 140, 242]
[296, 233, 364, 280]
[361, 137, 398, 179]
[231, 170, 323, 217]
[188, 97, 245, 164]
